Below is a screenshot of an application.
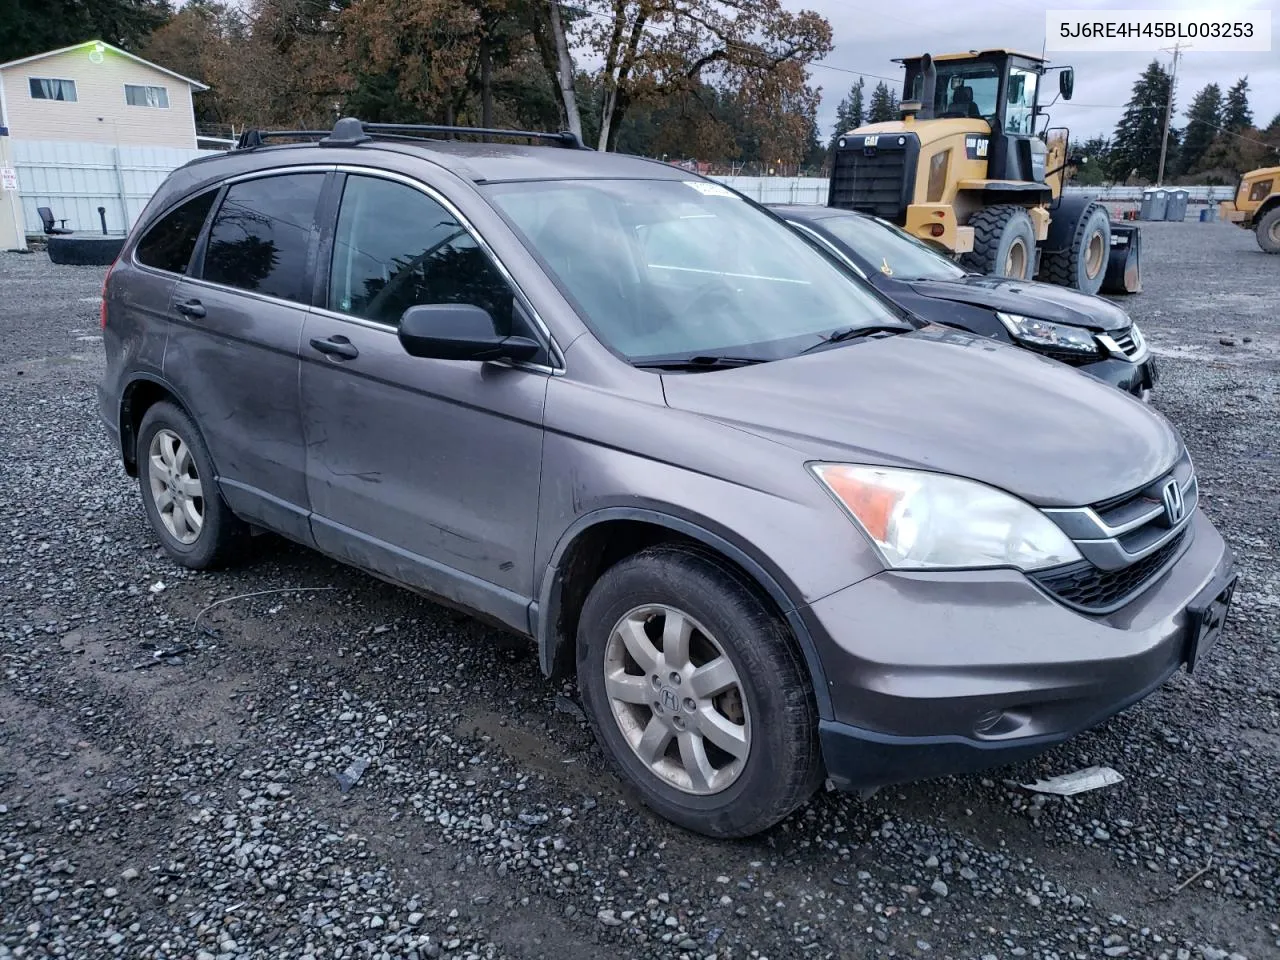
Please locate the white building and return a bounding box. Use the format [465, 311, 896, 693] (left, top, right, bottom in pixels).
[0, 39, 208, 149]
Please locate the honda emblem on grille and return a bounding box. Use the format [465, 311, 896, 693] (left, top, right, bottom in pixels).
[1161, 479, 1185, 526]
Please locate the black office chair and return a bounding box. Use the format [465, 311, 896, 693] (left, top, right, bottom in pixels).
[37, 206, 73, 235]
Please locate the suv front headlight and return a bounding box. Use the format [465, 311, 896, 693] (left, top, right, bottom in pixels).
[996, 311, 1099, 356]
[812, 464, 1082, 571]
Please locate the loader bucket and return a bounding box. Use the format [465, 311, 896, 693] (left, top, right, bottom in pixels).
[1101, 223, 1142, 295]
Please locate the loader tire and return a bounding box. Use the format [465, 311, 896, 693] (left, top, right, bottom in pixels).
[1038, 202, 1111, 294]
[960, 205, 1036, 280]
[1256, 207, 1280, 254]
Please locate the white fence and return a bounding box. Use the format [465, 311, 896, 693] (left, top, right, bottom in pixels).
[711, 176, 1232, 207]
[9, 140, 1234, 236]
[711, 176, 829, 204]
[12, 140, 221, 235]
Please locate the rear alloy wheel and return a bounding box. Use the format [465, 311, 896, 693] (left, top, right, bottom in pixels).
[147, 428, 205, 544]
[1256, 207, 1280, 254]
[961, 205, 1037, 281]
[137, 401, 247, 569]
[577, 544, 822, 838]
[1038, 202, 1111, 294]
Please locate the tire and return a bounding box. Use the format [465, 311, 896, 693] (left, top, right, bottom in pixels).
[576, 544, 822, 838]
[1038, 202, 1111, 294]
[961, 204, 1037, 280]
[1256, 207, 1280, 254]
[136, 401, 247, 569]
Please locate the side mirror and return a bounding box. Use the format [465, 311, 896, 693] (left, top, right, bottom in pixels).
[1059, 68, 1074, 101]
[398, 303, 541, 363]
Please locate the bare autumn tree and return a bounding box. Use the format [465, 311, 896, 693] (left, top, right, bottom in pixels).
[582, 0, 832, 152]
[141, 0, 248, 124]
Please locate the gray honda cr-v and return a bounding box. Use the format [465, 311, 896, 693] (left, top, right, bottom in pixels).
[99, 119, 1237, 839]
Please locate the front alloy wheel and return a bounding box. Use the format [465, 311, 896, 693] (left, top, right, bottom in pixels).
[604, 604, 750, 795]
[577, 544, 822, 838]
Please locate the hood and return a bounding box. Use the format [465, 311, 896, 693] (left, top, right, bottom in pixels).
[661, 326, 1179, 508]
[908, 275, 1132, 331]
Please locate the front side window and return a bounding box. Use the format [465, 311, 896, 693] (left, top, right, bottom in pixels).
[135, 190, 217, 274]
[486, 178, 905, 364]
[328, 175, 519, 334]
[1005, 68, 1038, 135]
[29, 78, 77, 102]
[816, 214, 968, 282]
[202, 173, 325, 303]
[125, 84, 170, 108]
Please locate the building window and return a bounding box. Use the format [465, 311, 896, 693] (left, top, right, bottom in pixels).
[28, 78, 77, 102]
[125, 84, 170, 108]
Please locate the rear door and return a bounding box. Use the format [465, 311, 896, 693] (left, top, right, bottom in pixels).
[299, 170, 550, 632]
[165, 169, 327, 544]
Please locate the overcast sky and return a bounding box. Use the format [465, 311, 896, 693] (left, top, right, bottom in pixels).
[805, 0, 1279, 141]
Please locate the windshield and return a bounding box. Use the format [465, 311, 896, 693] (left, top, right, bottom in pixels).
[483, 179, 905, 363]
[911, 61, 1000, 123]
[817, 214, 968, 281]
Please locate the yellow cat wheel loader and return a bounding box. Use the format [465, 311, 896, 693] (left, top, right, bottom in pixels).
[828, 49, 1142, 295]
[1220, 166, 1280, 253]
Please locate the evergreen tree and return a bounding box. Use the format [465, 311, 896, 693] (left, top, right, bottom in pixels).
[0, 0, 172, 62]
[1179, 83, 1222, 175]
[829, 77, 865, 143]
[867, 81, 899, 123]
[1109, 60, 1174, 183]
[1070, 136, 1112, 185]
[1223, 76, 1252, 131]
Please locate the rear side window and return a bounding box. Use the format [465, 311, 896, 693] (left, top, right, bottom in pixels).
[135, 190, 216, 274]
[327, 174, 517, 332]
[202, 174, 325, 303]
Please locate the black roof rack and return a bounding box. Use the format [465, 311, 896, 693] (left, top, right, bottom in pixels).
[234, 117, 590, 151]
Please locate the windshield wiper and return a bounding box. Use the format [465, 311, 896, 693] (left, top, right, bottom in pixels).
[632, 354, 768, 371]
[798, 324, 909, 355]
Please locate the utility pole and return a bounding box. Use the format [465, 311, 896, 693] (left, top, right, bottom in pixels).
[1156, 41, 1188, 186]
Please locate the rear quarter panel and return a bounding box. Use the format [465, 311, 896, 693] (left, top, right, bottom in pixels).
[99, 258, 177, 455]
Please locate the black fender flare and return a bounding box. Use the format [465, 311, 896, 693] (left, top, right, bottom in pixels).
[534, 506, 835, 720]
[118, 371, 196, 474]
[1043, 193, 1104, 255]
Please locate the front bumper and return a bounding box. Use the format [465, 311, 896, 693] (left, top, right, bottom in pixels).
[1079, 353, 1159, 399]
[802, 509, 1234, 789]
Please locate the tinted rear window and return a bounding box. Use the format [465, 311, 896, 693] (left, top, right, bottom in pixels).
[202, 174, 325, 302]
[135, 190, 216, 274]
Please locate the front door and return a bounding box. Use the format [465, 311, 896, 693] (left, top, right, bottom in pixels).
[165, 171, 327, 544]
[300, 172, 549, 632]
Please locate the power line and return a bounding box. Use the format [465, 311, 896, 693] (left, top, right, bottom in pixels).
[809, 62, 902, 86]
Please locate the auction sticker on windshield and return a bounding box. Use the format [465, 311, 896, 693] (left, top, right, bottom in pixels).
[684, 181, 737, 198]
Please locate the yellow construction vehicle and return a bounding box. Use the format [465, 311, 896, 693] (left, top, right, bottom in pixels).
[1220, 166, 1280, 253]
[828, 49, 1141, 295]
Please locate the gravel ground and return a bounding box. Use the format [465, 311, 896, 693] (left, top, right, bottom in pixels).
[1, 220, 1277, 960]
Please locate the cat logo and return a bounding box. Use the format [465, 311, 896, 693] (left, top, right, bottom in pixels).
[965, 136, 989, 160]
[864, 135, 879, 147]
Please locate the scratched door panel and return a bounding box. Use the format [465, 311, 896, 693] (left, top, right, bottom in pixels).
[300, 312, 547, 631]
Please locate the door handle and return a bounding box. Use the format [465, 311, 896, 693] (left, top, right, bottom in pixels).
[175, 298, 205, 318]
[309, 335, 359, 360]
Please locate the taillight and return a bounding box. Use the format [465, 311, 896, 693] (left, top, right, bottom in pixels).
[100, 258, 117, 329]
